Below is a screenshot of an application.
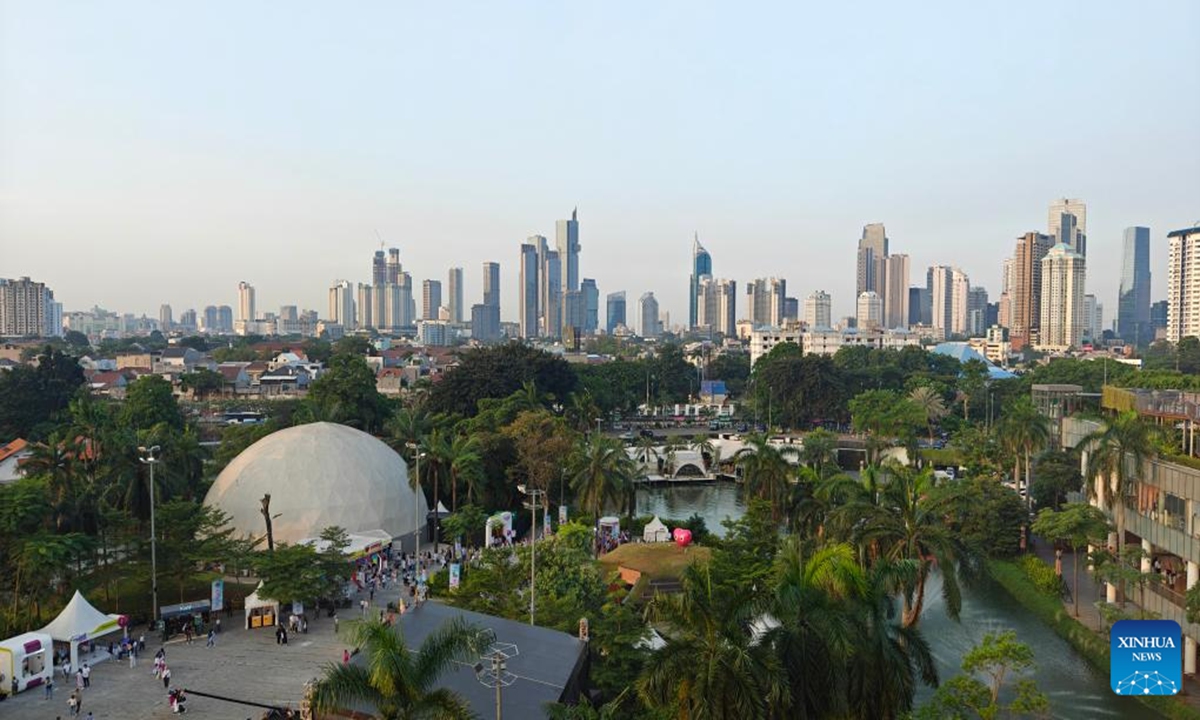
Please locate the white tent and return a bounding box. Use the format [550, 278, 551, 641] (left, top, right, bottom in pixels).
[643, 516, 670, 543]
[40, 591, 124, 669]
[243, 582, 280, 630]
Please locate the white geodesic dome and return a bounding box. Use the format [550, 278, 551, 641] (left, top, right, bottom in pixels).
[204, 422, 427, 545]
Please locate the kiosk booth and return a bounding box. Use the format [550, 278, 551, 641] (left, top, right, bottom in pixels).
[642, 516, 670, 542]
[159, 600, 211, 639]
[243, 583, 279, 630]
[0, 632, 51, 697]
[485, 512, 514, 548]
[39, 590, 124, 670]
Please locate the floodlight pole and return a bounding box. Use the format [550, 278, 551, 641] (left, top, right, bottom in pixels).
[494, 652, 503, 720]
[519, 484, 544, 625]
[138, 445, 161, 622]
[406, 443, 424, 563]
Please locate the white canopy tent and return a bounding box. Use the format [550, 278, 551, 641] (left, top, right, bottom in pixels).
[243, 582, 280, 630]
[40, 591, 124, 669]
[643, 516, 670, 543]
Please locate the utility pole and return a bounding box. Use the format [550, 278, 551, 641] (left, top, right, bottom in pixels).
[138, 446, 161, 622]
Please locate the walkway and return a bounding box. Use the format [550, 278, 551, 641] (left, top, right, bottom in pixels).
[1031, 537, 1200, 707]
[0, 574, 427, 719]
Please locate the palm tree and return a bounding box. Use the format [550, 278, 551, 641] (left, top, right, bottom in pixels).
[387, 407, 431, 459]
[908, 386, 947, 444]
[25, 432, 80, 531]
[854, 464, 969, 627]
[1077, 411, 1156, 607]
[445, 433, 482, 512]
[634, 435, 659, 472]
[311, 618, 477, 720]
[572, 436, 638, 528]
[760, 539, 865, 719]
[733, 434, 798, 521]
[638, 563, 785, 720]
[690, 434, 716, 471]
[997, 399, 1051, 509]
[799, 428, 838, 476]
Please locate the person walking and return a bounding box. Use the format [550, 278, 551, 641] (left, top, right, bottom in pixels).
[342, 649, 350, 665]
[74, 668, 83, 692]
[67, 692, 78, 716]
[43, 676, 53, 699]
[129, 646, 137, 669]
[206, 629, 215, 648]
[333, 613, 339, 635]
[161, 665, 171, 689]
[80, 663, 90, 688]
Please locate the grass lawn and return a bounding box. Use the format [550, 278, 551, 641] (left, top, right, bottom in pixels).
[598, 542, 711, 582]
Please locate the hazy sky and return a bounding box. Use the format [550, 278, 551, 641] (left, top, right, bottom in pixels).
[2, 2, 1199, 325]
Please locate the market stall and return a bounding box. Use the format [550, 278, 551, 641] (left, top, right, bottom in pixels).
[39, 591, 124, 670]
[642, 516, 670, 543]
[243, 583, 279, 630]
[0, 631, 51, 696]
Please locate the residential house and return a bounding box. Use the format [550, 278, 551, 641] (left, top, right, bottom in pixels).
[0, 439, 31, 483]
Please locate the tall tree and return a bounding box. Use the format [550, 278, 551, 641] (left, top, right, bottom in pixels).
[121, 374, 184, 432]
[0, 347, 86, 440]
[1032, 503, 1110, 617]
[1077, 411, 1157, 607]
[427, 343, 578, 417]
[572, 436, 638, 526]
[733, 435, 798, 521]
[305, 353, 392, 433]
[312, 618, 477, 720]
[908, 386, 947, 443]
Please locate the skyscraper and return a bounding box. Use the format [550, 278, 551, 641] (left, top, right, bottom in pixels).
[1167, 226, 1200, 343]
[218, 306, 233, 333]
[519, 242, 540, 338]
[638, 292, 661, 338]
[927, 266, 953, 337]
[386, 248, 401, 284]
[447, 267, 463, 324]
[202, 306, 219, 333]
[883, 254, 910, 329]
[967, 287, 989, 337]
[159, 304, 173, 332]
[178, 308, 196, 331]
[422, 279, 442, 321]
[543, 250, 562, 338]
[236, 281, 255, 335]
[357, 284, 373, 330]
[1049, 198, 1087, 257]
[1083, 294, 1103, 341]
[698, 278, 737, 336]
[908, 287, 931, 327]
[556, 208, 580, 293]
[856, 291, 883, 331]
[746, 278, 786, 327]
[328, 280, 355, 327]
[950, 269, 970, 337]
[856, 223, 889, 297]
[805, 290, 832, 329]
[563, 290, 584, 333]
[581, 278, 599, 333]
[483, 262, 501, 309]
[689, 236, 713, 329]
[1010, 232, 1054, 351]
[372, 250, 387, 286]
[0, 276, 56, 337]
[606, 291, 627, 335]
[1118, 227, 1152, 345]
[1038, 243, 1086, 350]
[471, 303, 501, 343]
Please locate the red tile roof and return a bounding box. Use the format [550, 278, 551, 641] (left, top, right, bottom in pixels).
[0, 438, 29, 464]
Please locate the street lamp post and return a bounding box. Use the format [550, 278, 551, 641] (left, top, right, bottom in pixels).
[137, 445, 161, 623]
[518, 484, 544, 625]
[406, 443, 425, 562]
[473, 631, 518, 720]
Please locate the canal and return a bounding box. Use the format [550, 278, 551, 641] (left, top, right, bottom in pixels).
[635, 482, 1155, 720]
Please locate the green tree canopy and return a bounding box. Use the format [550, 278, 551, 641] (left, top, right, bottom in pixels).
[304, 353, 391, 433]
[427, 343, 578, 417]
[121, 374, 183, 432]
[0, 347, 86, 439]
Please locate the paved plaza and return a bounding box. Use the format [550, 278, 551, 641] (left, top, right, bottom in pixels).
[2, 579, 421, 720]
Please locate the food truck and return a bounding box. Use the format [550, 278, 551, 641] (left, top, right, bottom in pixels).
[0, 632, 52, 696]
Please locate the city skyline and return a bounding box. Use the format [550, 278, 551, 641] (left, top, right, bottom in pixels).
[2, 3, 1198, 324]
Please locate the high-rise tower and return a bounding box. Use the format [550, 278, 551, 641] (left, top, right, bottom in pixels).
[483, 262, 501, 309]
[689, 236, 713, 329]
[856, 223, 889, 297]
[1038, 243, 1086, 350]
[556, 208, 580, 293]
[447, 267, 463, 324]
[519, 242, 540, 338]
[1010, 232, 1054, 351]
[236, 281, 256, 335]
[1049, 198, 1087, 257]
[1119, 227, 1152, 345]
[1167, 226, 1200, 343]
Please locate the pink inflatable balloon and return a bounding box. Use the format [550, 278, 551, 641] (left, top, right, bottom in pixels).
[673, 528, 693, 548]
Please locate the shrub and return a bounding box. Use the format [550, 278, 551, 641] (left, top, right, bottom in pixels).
[1018, 554, 1064, 597]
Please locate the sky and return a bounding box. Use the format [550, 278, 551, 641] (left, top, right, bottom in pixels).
[2, 2, 1199, 326]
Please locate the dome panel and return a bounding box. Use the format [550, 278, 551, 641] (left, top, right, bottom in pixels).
[203, 422, 427, 544]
